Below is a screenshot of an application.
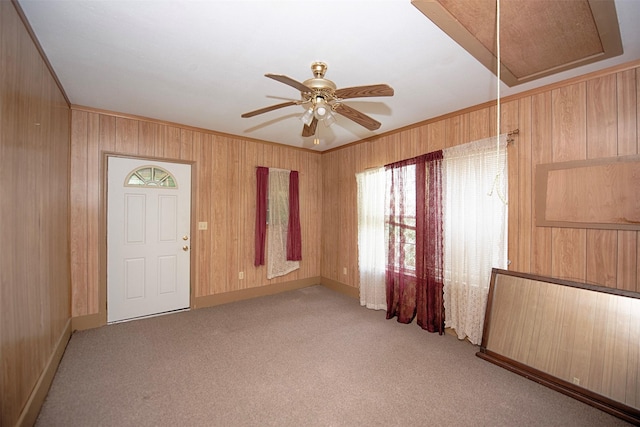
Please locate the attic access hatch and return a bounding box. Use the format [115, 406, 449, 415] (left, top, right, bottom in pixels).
[412, 0, 623, 86]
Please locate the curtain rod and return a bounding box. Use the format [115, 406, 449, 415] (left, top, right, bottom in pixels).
[255, 166, 293, 172]
[362, 129, 520, 171]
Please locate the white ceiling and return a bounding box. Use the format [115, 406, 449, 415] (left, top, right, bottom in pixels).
[18, 0, 640, 152]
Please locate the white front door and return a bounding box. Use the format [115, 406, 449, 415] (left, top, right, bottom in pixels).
[107, 157, 191, 323]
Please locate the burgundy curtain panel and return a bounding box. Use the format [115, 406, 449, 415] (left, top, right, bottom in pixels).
[385, 151, 444, 333]
[254, 166, 268, 266]
[287, 171, 302, 261]
[415, 151, 444, 333]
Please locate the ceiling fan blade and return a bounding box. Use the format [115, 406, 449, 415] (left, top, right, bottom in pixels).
[265, 74, 314, 94]
[334, 103, 381, 131]
[302, 117, 318, 137]
[241, 101, 297, 118]
[334, 84, 394, 100]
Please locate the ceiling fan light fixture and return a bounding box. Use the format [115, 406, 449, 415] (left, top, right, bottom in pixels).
[313, 96, 329, 119]
[322, 109, 336, 127]
[300, 107, 314, 126]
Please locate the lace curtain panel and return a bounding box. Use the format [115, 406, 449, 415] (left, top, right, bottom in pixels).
[267, 169, 300, 279]
[356, 168, 386, 310]
[443, 135, 508, 345]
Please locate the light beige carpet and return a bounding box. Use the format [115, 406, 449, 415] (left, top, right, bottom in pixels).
[36, 285, 629, 426]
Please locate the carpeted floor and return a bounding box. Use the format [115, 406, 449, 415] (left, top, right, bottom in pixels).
[36, 285, 630, 426]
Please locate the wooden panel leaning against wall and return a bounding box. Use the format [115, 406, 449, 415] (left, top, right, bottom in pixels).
[320, 61, 640, 294]
[70, 108, 322, 325]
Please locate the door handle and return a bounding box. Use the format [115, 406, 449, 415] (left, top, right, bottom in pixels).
[183, 245, 189, 251]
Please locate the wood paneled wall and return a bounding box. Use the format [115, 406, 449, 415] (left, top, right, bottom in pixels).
[1, 2, 71, 426]
[70, 110, 322, 318]
[322, 62, 640, 294]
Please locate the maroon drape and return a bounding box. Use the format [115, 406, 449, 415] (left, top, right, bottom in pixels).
[254, 167, 269, 266]
[287, 171, 302, 261]
[385, 150, 444, 333]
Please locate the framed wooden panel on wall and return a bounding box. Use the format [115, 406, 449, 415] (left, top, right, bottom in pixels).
[535, 154, 640, 230]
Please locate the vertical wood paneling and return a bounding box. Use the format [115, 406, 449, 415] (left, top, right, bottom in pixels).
[427, 120, 446, 151]
[515, 96, 533, 272]
[195, 134, 213, 297]
[531, 92, 553, 276]
[87, 113, 100, 312]
[115, 117, 139, 155]
[568, 290, 597, 390]
[226, 138, 240, 291]
[628, 305, 640, 407]
[138, 121, 158, 157]
[70, 110, 89, 316]
[617, 69, 639, 292]
[445, 113, 469, 148]
[99, 115, 116, 152]
[70, 110, 323, 315]
[469, 108, 492, 141]
[242, 140, 258, 289]
[1, 2, 71, 424]
[586, 75, 618, 287]
[501, 101, 519, 271]
[321, 65, 640, 300]
[180, 129, 194, 161]
[164, 126, 182, 159]
[551, 83, 587, 282]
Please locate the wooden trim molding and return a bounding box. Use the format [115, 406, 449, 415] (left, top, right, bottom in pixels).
[71, 313, 105, 332]
[193, 277, 321, 310]
[320, 277, 359, 299]
[16, 319, 71, 427]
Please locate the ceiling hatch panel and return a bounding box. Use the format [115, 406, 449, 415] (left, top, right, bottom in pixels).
[412, 0, 623, 86]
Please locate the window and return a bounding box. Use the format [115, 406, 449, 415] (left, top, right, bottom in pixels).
[385, 163, 417, 274]
[125, 166, 177, 188]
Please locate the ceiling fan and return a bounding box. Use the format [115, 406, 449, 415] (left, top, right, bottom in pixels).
[241, 62, 394, 138]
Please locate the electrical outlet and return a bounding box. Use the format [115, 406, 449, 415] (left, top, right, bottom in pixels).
[343, 267, 347, 275]
[572, 377, 580, 385]
[239, 271, 244, 280]
[198, 222, 208, 230]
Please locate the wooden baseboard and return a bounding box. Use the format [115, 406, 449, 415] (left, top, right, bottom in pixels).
[72, 276, 354, 331]
[320, 277, 359, 299]
[193, 276, 321, 309]
[71, 312, 105, 331]
[17, 318, 71, 427]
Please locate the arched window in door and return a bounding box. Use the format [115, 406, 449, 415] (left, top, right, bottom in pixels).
[124, 165, 177, 188]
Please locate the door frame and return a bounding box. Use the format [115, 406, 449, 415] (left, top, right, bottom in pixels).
[98, 153, 196, 326]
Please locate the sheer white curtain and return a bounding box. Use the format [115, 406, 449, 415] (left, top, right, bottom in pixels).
[356, 168, 386, 310]
[267, 169, 299, 279]
[443, 135, 508, 344]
